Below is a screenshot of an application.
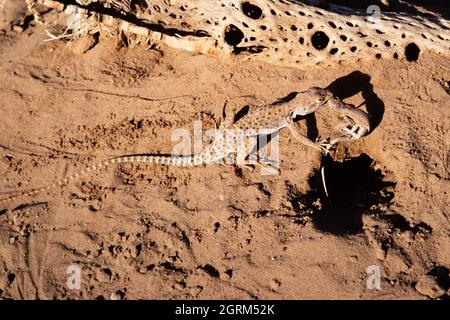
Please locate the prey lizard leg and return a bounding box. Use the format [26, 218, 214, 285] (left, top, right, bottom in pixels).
[329, 123, 368, 145]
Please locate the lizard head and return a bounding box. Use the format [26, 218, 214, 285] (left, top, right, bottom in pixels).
[291, 87, 334, 117]
[309, 87, 334, 105]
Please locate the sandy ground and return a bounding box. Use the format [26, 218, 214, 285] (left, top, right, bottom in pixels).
[0, 1, 449, 300]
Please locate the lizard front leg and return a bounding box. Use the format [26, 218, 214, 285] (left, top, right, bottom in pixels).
[286, 118, 331, 153]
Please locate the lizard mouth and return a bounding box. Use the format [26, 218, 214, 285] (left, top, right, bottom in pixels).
[321, 92, 334, 105]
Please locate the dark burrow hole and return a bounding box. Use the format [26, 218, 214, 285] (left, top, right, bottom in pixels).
[7, 273, 16, 284]
[160, 261, 185, 273]
[293, 154, 396, 235]
[224, 24, 244, 46]
[311, 31, 329, 50]
[405, 43, 420, 61]
[200, 264, 220, 278]
[241, 1, 263, 19]
[427, 266, 450, 295]
[102, 268, 113, 278]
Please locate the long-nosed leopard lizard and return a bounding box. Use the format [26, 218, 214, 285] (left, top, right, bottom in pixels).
[1, 87, 369, 206]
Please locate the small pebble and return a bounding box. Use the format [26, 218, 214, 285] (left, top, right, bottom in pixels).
[375, 246, 386, 261]
[189, 286, 203, 297]
[12, 25, 24, 33]
[174, 282, 185, 290]
[110, 290, 124, 300]
[415, 275, 445, 299]
[12, 216, 19, 226]
[269, 278, 281, 290]
[71, 33, 98, 55]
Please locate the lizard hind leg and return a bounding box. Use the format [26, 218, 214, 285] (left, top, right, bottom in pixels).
[331, 123, 367, 145]
[341, 124, 364, 139]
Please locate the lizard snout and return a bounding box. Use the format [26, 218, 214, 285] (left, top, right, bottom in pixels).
[321, 91, 335, 106]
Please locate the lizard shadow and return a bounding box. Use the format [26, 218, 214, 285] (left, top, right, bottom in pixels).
[326, 70, 385, 133]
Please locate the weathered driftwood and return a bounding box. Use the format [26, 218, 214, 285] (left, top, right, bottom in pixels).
[34, 0, 450, 69]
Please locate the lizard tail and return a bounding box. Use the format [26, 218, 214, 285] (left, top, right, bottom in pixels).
[0, 154, 202, 207]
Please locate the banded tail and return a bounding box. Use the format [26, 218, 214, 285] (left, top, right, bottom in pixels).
[0, 153, 215, 206]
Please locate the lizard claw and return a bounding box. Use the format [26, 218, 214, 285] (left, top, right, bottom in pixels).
[315, 139, 335, 155]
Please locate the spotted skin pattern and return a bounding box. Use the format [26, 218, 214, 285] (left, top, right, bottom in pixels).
[1, 87, 370, 205]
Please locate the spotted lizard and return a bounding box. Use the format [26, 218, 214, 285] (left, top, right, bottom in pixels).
[0, 87, 369, 205]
